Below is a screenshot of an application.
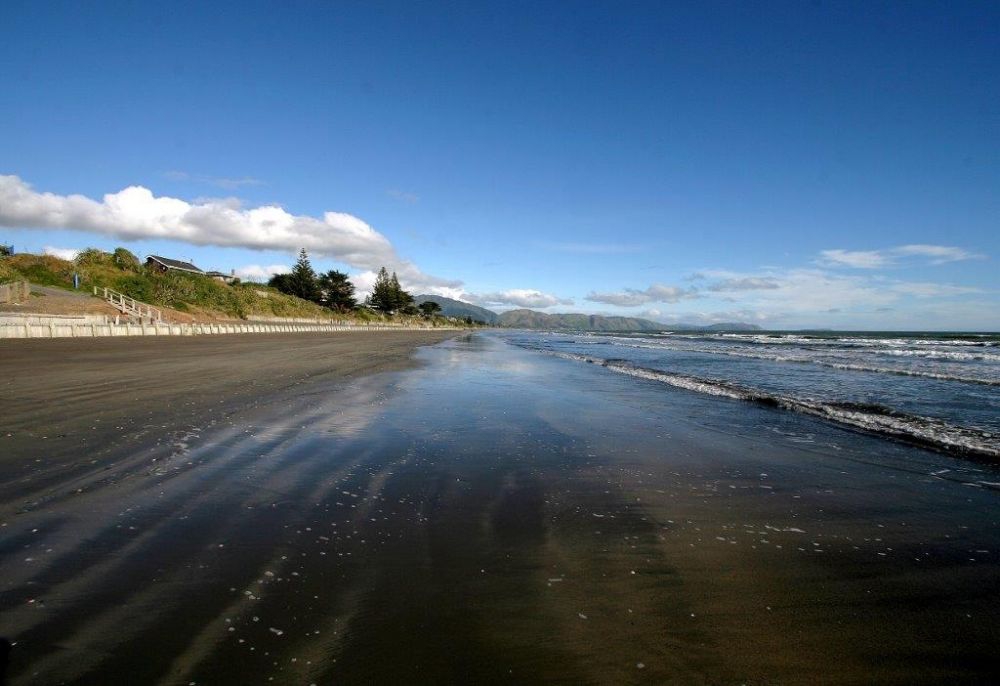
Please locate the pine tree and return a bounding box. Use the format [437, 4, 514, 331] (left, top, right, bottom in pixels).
[389, 271, 413, 311]
[368, 267, 396, 313]
[288, 248, 320, 302]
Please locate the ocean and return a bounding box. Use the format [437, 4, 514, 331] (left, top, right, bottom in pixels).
[502, 330, 1000, 460]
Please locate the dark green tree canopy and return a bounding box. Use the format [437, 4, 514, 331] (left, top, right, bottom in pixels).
[419, 301, 442, 317]
[318, 269, 356, 311]
[267, 272, 293, 293]
[367, 266, 413, 314]
[390, 271, 413, 311]
[367, 267, 396, 313]
[287, 249, 320, 302]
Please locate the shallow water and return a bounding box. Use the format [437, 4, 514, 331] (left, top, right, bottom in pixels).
[503, 330, 1000, 460]
[1, 333, 998, 684]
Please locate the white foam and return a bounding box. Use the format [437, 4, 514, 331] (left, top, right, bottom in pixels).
[551, 352, 1000, 459]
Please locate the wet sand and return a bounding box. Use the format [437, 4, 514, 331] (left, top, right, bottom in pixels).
[0, 331, 455, 506]
[1, 333, 998, 684]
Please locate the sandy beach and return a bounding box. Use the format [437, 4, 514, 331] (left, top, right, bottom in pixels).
[1, 332, 998, 684]
[0, 331, 455, 504]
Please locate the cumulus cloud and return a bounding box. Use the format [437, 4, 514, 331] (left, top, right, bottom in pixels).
[820, 244, 984, 269]
[43, 246, 80, 260]
[0, 175, 459, 294]
[586, 284, 698, 306]
[466, 289, 573, 309]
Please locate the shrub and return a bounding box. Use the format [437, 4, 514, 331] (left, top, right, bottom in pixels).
[0, 259, 21, 284]
[113, 248, 142, 272]
[6, 254, 75, 287]
[75, 248, 114, 269]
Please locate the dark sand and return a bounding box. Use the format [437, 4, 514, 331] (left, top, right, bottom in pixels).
[0, 331, 455, 506]
[1, 332, 998, 684]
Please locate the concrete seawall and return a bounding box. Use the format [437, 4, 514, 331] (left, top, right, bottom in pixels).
[0, 320, 460, 339]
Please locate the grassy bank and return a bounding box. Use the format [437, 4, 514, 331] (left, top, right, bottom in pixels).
[0, 249, 444, 324]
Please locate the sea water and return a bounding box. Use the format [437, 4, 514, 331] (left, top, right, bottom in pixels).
[502, 330, 1000, 459]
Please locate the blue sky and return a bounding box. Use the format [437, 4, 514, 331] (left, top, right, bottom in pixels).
[1, 1, 997, 329]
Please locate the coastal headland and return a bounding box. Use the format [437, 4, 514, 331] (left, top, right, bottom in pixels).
[0, 332, 998, 684]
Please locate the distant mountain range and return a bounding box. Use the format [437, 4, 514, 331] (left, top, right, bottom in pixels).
[413, 295, 501, 324]
[689, 322, 762, 331]
[496, 309, 663, 331]
[413, 295, 760, 332]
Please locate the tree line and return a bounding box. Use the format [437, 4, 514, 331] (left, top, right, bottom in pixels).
[268, 249, 442, 317]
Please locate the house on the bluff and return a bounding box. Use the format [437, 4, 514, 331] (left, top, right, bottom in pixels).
[146, 256, 236, 283]
[146, 255, 204, 275]
[205, 270, 238, 284]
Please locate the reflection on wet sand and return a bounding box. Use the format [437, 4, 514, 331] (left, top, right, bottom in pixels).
[1, 333, 998, 684]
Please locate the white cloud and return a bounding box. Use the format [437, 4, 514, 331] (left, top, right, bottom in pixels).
[893, 244, 984, 264]
[234, 264, 290, 282]
[818, 249, 888, 269]
[819, 244, 985, 269]
[673, 268, 985, 323]
[724, 268, 897, 313]
[42, 246, 80, 261]
[467, 289, 573, 309]
[0, 175, 459, 295]
[586, 284, 698, 306]
[621, 264, 991, 328]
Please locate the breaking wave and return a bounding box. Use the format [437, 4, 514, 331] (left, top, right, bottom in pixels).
[550, 351, 999, 460]
[607, 339, 1000, 386]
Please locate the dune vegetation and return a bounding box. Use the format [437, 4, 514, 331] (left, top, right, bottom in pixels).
[0, 248, 379, 321]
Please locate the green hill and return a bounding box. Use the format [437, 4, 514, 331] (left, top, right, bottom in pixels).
[413, 294, 499, 324]
[0, 249, 380, 321]
[698, 322, 762, 332]
[494, 309, 762, 332]
[497, 309, 662, 332]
